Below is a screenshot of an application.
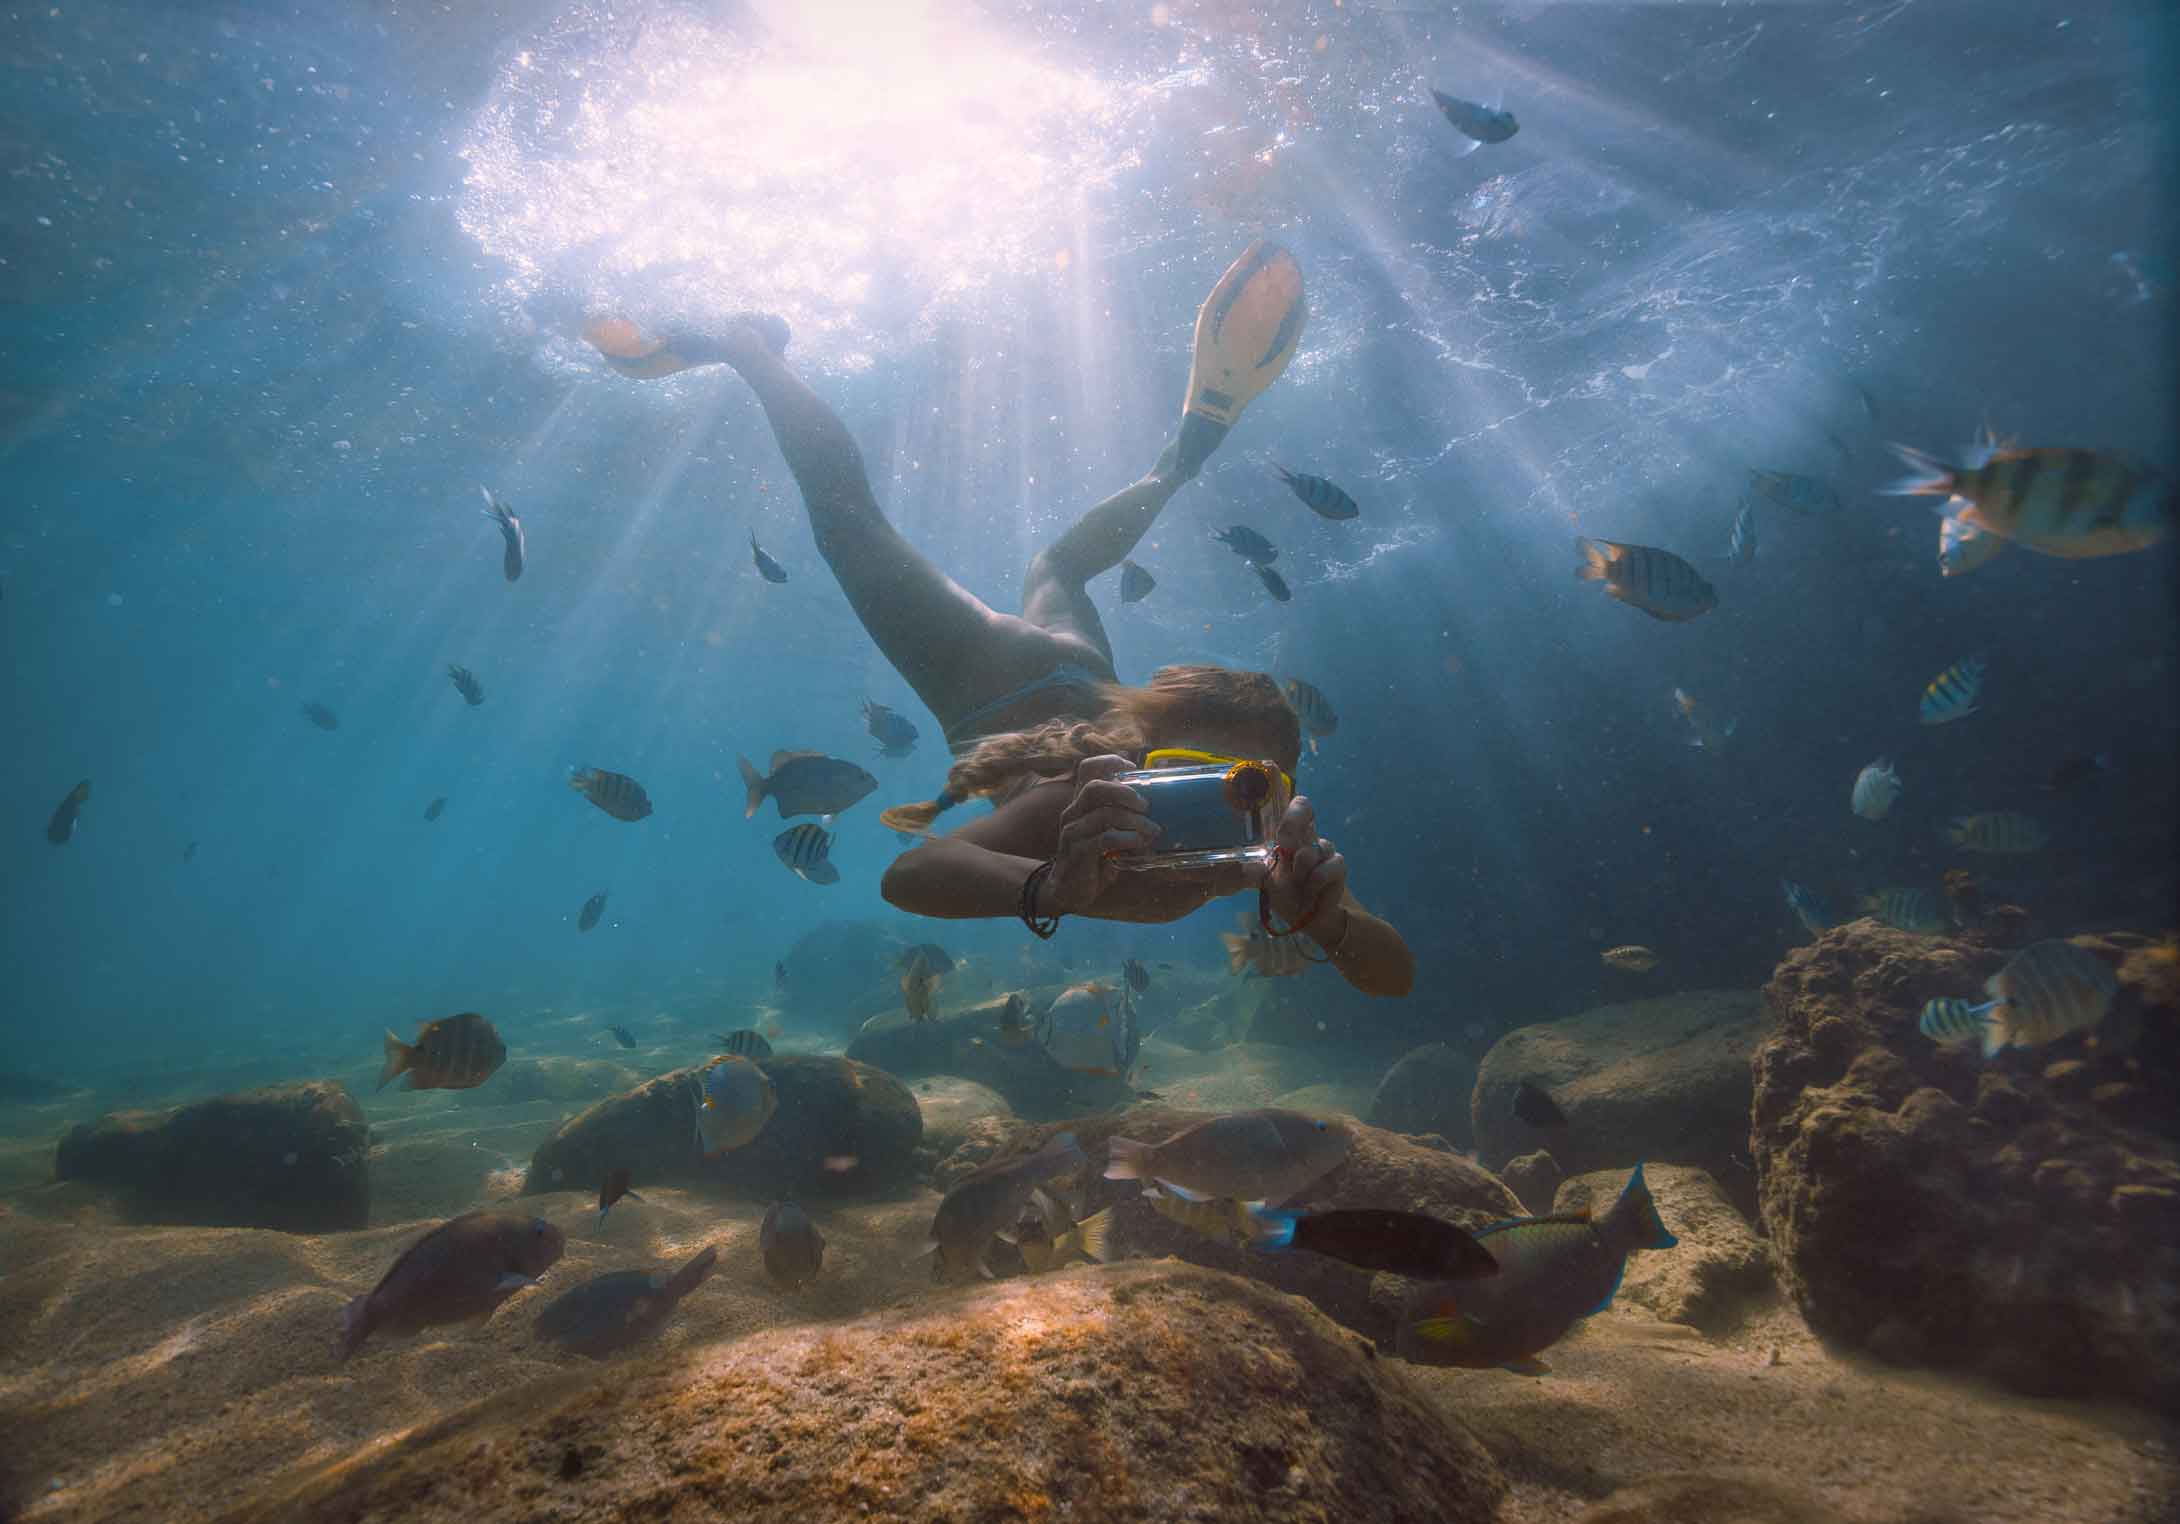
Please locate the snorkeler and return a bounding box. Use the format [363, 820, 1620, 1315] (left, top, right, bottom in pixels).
[582, 241, 1304, 755]
[878, 666, 1415, 998]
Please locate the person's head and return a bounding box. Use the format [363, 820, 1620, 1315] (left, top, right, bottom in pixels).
[879, 665, 1303, 836]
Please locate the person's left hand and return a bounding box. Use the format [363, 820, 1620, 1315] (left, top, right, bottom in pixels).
[1256, 794, 1347, 931]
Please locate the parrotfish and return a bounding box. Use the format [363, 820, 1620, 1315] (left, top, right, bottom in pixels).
[533, 1246, 718, 1358]
[1104, 1109, 1348, 1205]
[339, 1210, 564, 1359]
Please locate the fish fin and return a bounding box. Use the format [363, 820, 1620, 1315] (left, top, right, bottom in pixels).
[1574, 535, 1611, 581]
[1503, 1357, 1553, 1376]
[1153, 1178, 1211, 1202]
[1618, 1162, 1678, 1250]
[806, 862, 840, 885]
[1880, 443, 1957, 499]
[664, 1246, 721, 1299]
[1248, 1206, 1302, 1250]
[1980, 1005, 2011, 1059]
[738, 756, 766, 819]
[1076, 1208, 1116, 1264]
[337, 1295, 371, 1360]
[495, 1272, 540, 1292]
[377, 1031, 411, 1092]
[1587, 1258, 1629, 1316]
[1103, 1136, 1152, 1181]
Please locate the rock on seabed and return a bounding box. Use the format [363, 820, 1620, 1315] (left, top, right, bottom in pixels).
[227, 1262, 1506, 1524]
[1752, 922, 2180, 1407]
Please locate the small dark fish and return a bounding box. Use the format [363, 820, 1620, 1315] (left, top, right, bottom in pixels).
[774, 960, 788, 991]
[532, 1246, 717, 1358]
[578, 890, 609, 933]
[713, 1029, 775, 1060]
[479, 486, 525, 582]
[761, 1199, 827, 1289]
[423, 796, 447, 822]
[750, 532, 788, 584]
[740, 750, 878, 820]
[2040, 753, 2111, 793]
[1123, 957, 1150, 995]
[774, 822, 839, 884]
[380, 1012, 507, 1092]
[597, 1166, 643, 1223]
[862, 700, 920, 759]
[1430, 88, 1518, 147]
[1276, 466, 1360, 521]
[1214, 524, 1279, 564]
[1120, 559, 1157, 603]
[1253, 1207, 1499, 1281]
[1512, 1080, 1569, 1129]
[1253, 562, 1293, 602]
[339, 1209, 564, 1359]
[605, 1024, 636, 1049]
[45, 780, 90, 846]
[900, 942, 955, 975]
[570, 766, 653, 822]
[181, 839, 197, 863]
[302, 701, 340, 731]
[446, 663, 485, 707]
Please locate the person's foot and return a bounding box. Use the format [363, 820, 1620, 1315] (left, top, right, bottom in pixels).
[716, 311, 791, 364]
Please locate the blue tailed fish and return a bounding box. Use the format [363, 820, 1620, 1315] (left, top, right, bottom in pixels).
[1781, 878, 1832, 936]
[1397, 1163, 1677, 1375]
[1885, 441, 2173, 559]
[1946, 812, 2046, 854]
[1747, 468, 1839, 515]
[1861, 887, 1948, 934]
[1919, 996, 1997, 1043]
[1276, 465, 1360, 521]
[1977, 940, 2120, 1058]
[1851, 759, 1902, 820]
[1919, 655, 1986, 725]
[1575, 537, 1717, 622]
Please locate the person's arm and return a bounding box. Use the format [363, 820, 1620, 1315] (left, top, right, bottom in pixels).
[1302, 894, 1414, 998]
[1258, 795, 1415, 998]
[880, 836, 1060, 921]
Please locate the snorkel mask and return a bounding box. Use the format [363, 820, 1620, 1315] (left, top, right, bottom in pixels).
[1107, 748, 1294, 872]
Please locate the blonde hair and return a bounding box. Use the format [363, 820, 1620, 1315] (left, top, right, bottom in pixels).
[880, 665, 1302, 835]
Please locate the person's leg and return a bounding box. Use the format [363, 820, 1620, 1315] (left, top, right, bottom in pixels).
[1020, 444, 1194, 661]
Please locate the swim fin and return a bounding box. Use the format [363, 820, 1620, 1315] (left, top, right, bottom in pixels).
[1171, 240, 1307, 478]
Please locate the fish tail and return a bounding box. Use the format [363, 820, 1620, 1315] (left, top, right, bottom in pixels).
[1103, 1136, 1151, 1181]
[337, 1295, 371, 1360]
[1574, 536, 1611, 581]
[1616, 1162, 1679, 1250]
[1881, 443, 1958, 500]
[738, 756, 766, 819]
[1247, 1206, 1302, 1251]
[377, 1031, 412, 1092]
[1076, 1208, 1116, 1264]
[664, 1245, 721, 1300]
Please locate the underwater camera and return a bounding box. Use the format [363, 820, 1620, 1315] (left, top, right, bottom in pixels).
[1108, 751, 1292, 872]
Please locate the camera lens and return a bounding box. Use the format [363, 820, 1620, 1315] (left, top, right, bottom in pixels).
[1223, 761, 1273, 812]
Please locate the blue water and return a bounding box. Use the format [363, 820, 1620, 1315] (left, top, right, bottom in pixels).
[5, 0, 2175, 1073]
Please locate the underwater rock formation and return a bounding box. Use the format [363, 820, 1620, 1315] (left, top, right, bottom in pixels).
[1752, 923, 2180, 1407]
[53, 1080, 368, 1232]
[1369, 1041, 1480, 1148]
[1556, 1164, 1774, 1334]
[845, 990, 1133, 1118]
[938, 1105, 1522, 1343]
[776, 918, 921, 1036]
[454, 1055, 637, 1108]
[227, 1261, 1506, 1524]
[1499, 1148, 1564, 1215]
[523, 1054, 920, 1201]
[1471, 990, 1768, 1189]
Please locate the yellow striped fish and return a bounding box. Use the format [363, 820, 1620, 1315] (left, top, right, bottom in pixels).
[1978, 939, 2119, 1058]
[1142, 1181, 1267, 1247]
[1946, 812, 2048, 854]
[1575, 537, 1717, 621]
[1860, 887, 1948, 934]
[1886, 442, 2173, 559]
[1918, 655, 1986, 725]
[1919, 996, 1997, 1043]
[1284, 678, 1338, 752]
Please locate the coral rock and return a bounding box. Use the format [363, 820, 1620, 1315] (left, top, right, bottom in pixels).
[1555, 1164, 1774, 1334]
[1369, 1041, 1480, 1148]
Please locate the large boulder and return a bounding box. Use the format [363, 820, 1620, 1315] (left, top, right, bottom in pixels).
[1555, 1164, 1774, 1334]
[775, 918, 911, 1037]
[1752, 923, 2180, 1407]
[228, 1262, 1507, 1524]
[844, 990, 1132, 1119]
[1471, 990, 1768, 1189]
[1369, 1042, 1480, 1148]
[941, 1105, 1524, 1344]
[523, 1054, 921, 1201]
[52, 1080, 368, 1232]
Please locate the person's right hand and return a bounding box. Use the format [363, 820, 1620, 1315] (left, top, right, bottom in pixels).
[1043, 756, 1159, 915]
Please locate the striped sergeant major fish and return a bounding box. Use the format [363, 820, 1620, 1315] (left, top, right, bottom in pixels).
[569, 766, 653, 822]
[1918, 655, 1986, 725]
[774, 822, 839, 884]
[1747, 468, 1839, 515]
[1781, 878, 1832, 936]
[1275, 466, 1360, 521]
[1284, 678, 1338, 752]
[1919, 996, 1997, 1044]
[1946, 812, 2048, 854]
[1977, 939, 2120, 1058]
[1574, 537, 1717, 622]
[1885, 441, 2174, 559]
[1860, 887, 1948, 934]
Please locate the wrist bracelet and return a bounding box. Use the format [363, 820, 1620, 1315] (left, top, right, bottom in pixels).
[1020, 859, 1060, 940]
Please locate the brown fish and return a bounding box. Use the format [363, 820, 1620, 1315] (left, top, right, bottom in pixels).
[569, 766, 653, 822]
[379, 1012, 507, 1092]
[338, 1209, 564, 1359]
[1574, 537, 1717, 621]
[533, 1246, 716, 1358]
[1601, 945, 1659, 972]
[739, 750, 877, 821]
